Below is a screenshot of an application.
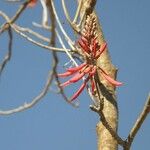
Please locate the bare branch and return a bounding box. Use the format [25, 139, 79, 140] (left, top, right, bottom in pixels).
[14, 24, 50, 42]
[0, 11, 67, 52]
[73, 0, 83, 24]
[0, 70, 54, 115]
[56, 29, 78, 66]
[0, 27, 12, 76]
[40, 0, 49, 26]
[61, 0, 81, 33]
[9, 0, 29, 24]
[0, 0, 29, 34]
[32, 22, 51, 30]
[12, 24, 69, 52]
[125, 94, 150, 149]
[51, 0, 76, 50]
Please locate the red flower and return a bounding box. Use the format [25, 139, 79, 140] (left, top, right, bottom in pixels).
[58, 35, 122, 101]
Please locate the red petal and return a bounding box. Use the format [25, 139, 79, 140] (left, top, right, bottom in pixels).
[60, 66, 92, 87]
[92, 37, 98, 57]
[78, 39, 90, 53]
[95, 43, 107, 59]
[58, 71, 75, 77]
[81, 36, 88, 44]
[66, 63, 87, 72]
[100, 68, 123, 86]
[69, 66, 91, 83]
[69, 72, 85, 83]
[70, 81, 87, 101]
[28, 0, 37, 7]
[60, 80, 71, 87]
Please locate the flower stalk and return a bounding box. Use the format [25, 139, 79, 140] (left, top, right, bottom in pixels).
[58, 13, 122, 102]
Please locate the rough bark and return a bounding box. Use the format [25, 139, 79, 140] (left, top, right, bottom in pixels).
[80, 1, 118, 150]
[95, 13, 118, 150]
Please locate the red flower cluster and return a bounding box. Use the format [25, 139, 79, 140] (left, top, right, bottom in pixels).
[58, 35, 122, 101]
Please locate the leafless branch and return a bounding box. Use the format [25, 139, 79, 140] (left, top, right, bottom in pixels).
[73, 0, 83, 24]
[61, 0, 81, 33]
[40, 0, 49, 26]
[47, 0, 78, 108]
[0, 27, 12, 77]
[14, 24, 50, 42]
[0, 69, 55, 115]
[125, 94, 150, 149]
[12, 25, 68, 52]
[0, 11, 68, 52]
[9, 0, 29, 23]
[0, 0, 29, 34]
[56, 29, 78, 66]
[55, 29, 79, 107]
[51, 0, 76, 50]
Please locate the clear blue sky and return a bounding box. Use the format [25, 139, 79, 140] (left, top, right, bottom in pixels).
[0, 1, 149, 150]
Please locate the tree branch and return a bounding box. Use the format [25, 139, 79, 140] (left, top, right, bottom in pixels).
[0, 27, 12, 77]
[61, 0, 81, 33]
[0, 0, 29, 34]
[125, 94, 150, 149]
[0, 69, 54, 115]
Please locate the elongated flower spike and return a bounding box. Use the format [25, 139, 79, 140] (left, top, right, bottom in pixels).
[58, 14, 122, 101]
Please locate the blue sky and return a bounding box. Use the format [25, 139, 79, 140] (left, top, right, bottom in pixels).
[0, 0, 149, 150]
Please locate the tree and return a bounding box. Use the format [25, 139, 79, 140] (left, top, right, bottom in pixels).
[0, 1, 149, 150]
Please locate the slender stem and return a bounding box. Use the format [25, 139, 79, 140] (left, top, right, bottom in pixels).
[0, 70, 54, 115]
[0, 1, 29, 34]
[12, 25, 68, 52]
[61, 0, 80, 33]
[0, 27, 12, 77]
[73, 0, 82, 24]
[51, 0, 75, 49]
[126, 94, 150, 149]
[14, 24, 50, 42]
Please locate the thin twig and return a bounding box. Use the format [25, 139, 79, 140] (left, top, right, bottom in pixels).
[55, 28, 79, 107]
[32, 22, 52, 30]
[14, 24, 50, 42]
[0, 70, 55, 115]
[0, 27, 13, 77]
[40, 0, 49, 26]
[12, 24, 68, 52]
[51, 0, 75, 50]
[47, 0, 78, 108]
[61, 0, 80, 33]
[9, 0, 29, 24]
[0, 11, 65, 52]
[0, 1, 29, 34]
[56, 29, 78, 66]
[73, 0, 82, 24]
[125, 94, 150, 149]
